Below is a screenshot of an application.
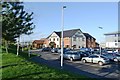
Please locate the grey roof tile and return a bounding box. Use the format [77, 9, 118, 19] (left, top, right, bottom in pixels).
[55, 29, 80, 38]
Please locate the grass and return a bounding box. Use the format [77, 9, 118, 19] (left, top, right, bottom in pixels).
[1, 45, 95, 80]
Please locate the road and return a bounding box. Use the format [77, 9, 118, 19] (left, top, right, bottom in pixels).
[30, 50, 120, 80]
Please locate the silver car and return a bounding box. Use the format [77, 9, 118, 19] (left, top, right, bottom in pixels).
[63, 51, 81, 61]
[82, 54, 109, 66]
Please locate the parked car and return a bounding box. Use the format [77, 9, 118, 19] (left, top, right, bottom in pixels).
[58, 48, 71, 53]
[42, 47, 51, 52]
[102, 53, 120, 62]
[61, 51, 81, 61]
[80, 48, 91, 52]
[105, 49, 115, 53]
[51, 48, 58, 53]
[77, 51, 91, 60]
[82, 54, 109, 66]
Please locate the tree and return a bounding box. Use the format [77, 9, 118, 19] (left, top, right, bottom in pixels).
[1, 1, 35, 55]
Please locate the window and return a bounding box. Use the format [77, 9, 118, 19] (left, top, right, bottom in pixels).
[78, 37, 80, 41]
[73, 37, 76, 41]
[82, 38, 84, 41]
[115, 43, 118, 46]
[118, 34, 120, 37]
[91, 38, 94, 42]
[57, 38, 59, 41]
[115, 40, 117, 42]
[53, 38, 55, 41]
[49, 39, 51, 41]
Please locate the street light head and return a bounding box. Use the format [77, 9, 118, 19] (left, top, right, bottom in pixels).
[98, 27, 103, 29]
[63, 6, 66, 8]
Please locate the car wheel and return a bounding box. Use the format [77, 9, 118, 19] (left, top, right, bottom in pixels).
[70, 57, 73, 61]
[98, 61, 103, 66]
[82, 59, 86, 63]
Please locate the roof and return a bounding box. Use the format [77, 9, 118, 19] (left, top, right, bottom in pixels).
[48, 29, 96, 40]
[55, 29, 81, 38]
[104, 31, 120, 35]
[40, 38, 47, 40]
[33, 40, 44, 44]
[83, 33, 96, 40]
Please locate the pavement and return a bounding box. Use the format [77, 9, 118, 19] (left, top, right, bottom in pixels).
[29, 51, 120, 80]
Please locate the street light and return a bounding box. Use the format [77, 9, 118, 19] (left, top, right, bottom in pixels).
[98, 26, 103, 55]
[61, 6, 66, 69]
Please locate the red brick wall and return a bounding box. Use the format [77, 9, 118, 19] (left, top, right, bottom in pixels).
[64, 37, 71, 48]
[86, 38, 96, 48]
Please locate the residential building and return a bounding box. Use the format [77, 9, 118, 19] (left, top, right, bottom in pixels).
[47, 29, 96, 49]
[104, 31, 120, 49]
[95, 42, 99, 48]
[32, 38, 48, 49]
[83, 33, 96, 48]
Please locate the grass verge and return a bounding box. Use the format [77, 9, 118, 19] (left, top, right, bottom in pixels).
[1, 46, 95, 80]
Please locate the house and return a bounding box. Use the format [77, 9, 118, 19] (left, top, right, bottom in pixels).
[47, 29, 96, 49]
[104, 31, 120, 49]
[32, 38, 48, 49]
[95, 42, 99, 47]
[83, 33, 96, 48]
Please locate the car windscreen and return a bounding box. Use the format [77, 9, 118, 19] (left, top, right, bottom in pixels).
[100, 55, 108, 59]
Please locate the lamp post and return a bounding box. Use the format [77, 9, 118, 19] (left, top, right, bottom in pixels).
[61, 6, 66, 69]
[98, 27, 103, 55]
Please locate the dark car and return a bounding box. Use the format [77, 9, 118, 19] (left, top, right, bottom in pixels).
[77, 51, 91, 60]
[102, 53, 120, 62]
[42, 47, 51, 52]
[58, 48, 71, 53]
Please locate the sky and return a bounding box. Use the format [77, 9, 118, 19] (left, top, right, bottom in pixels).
[21, 2, 118, 43]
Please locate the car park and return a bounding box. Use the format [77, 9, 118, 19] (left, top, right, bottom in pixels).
[82, 54, 109, 66]
[62, 51, 81, 61]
